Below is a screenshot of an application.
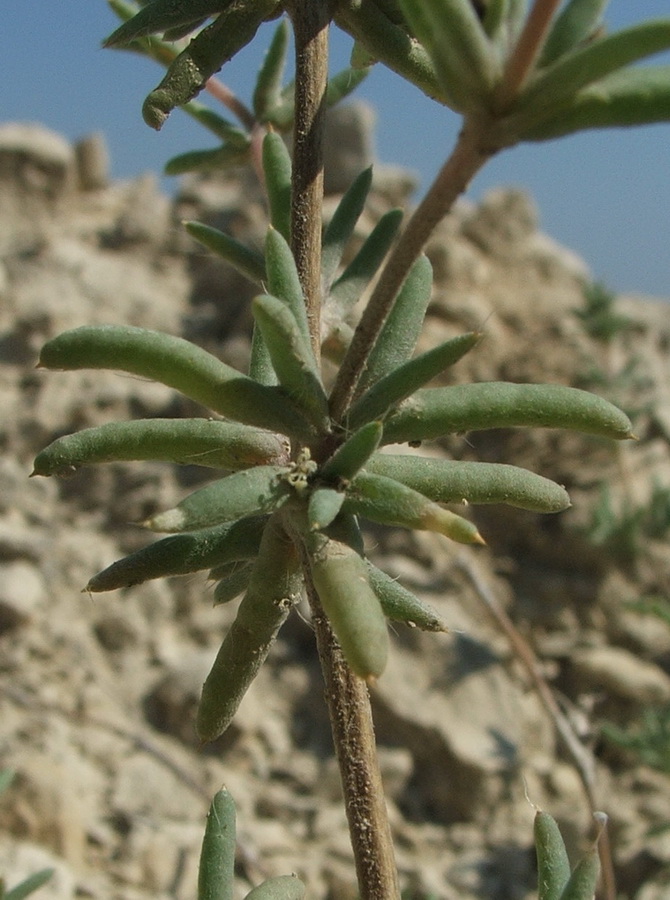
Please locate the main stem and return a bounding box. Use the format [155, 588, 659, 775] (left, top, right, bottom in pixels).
[290, 0, 329, 360]
[329, 119, 493, 423]
[288, 2, 400, 896]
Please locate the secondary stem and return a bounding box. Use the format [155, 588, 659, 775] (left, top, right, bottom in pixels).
[288, 3, 401, 896]
[495, 0, 562, 110]
[329, 119, 493, 423]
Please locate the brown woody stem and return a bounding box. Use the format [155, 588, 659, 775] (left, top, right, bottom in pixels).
[287, 2, 401, 896]
[288, 0, 329, 360]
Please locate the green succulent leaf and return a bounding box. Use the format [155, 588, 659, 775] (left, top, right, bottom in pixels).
[146, 465, 290, 533]
[558, 848, 601, 900]
[348, 331, 481, 428]
[308, 488, 347, 531]
[212, 563, 254, 604]
[483, 0, 528, 56]
[253, 19, 290, 120]
[244, 875, 306, 899]
[539, 0, 608, 67]
[184, 220, 266, 285]
[264, 228, 311, 342]
[38, 325, 314, 441]
[366, 454, 571, 512]
[399, 0, 499, 111]
[344, 471, 485, 544]
[518, 19, 670, 122]
[252, 295, 330, 433]
[249, 323, 277, 386]
[328, 207, 404, 309]
[196, 517, 302, 741]
[523, 65, 670, 140]
[182, 101, 249, 143]
[366, 561, 450, 632]
[262, 134, 292, 242]
[142, 0, 280, 130]
[32, 419, 288, 475]
[372, 0, 406, 27]
[535, 811, 572, 900]
[165, 143, 250, 174]
[321, 167, 373, 290]
[4, 869, 55, 900]
[335, 0, 444, 104]
[325, 65, 370, 107]
[381, 382, 635, 445]
[305, 530, 389, 679]
[198, 787, 236, 900]
[86, 515, 267, 592]
[163, 18, 209, 41]
[356, 254, 433, 394]
[320, 421, 384, 483]
[104, 0, 234, 47]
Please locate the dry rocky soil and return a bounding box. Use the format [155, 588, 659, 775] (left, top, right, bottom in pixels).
[1, 110, 670, 900]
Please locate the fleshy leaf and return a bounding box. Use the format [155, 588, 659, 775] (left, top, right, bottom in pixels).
[262, 133, 292, 241]
[184, 220, 266, 285]
[355, 254, 433, 394]
[539, 0, 609, 67]
[366, 454, 571, 512]
[382, 382, 635, 444]
[348, 332, 481, 428]
[104, 0, 234, 47]
[518, 19, 670, 120]
[252, 295, 330, 432]
[198, 788, 236, 900]
[523, 65, 670, 140]
[322, 167, 373, 289]
[86, 515, 267, 592]
[334, 0, 444, 104]
[32, 419, 288, 475]
[253, 19, 290, 120]
[399, 0, 499, 111]
[142, 0, 279, 130]
[328, 208, 404, 309]
[165, 143, 250, 175]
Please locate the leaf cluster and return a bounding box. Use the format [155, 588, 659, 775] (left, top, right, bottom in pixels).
[104, 0, 366, 173]
[35, 137, 634, 741]
[105, 0, 670, 159]
[336, 0, 670, 145]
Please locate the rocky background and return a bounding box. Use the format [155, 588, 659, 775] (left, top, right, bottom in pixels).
[1, 108, 670, 900]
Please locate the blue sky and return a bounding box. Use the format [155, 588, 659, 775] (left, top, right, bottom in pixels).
[2, 1, 669, 296]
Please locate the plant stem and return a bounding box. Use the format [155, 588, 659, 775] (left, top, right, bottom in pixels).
[329, 119, 493, 423]
[288, 0, 329, 360]
[495, 0, 562, 110]
[288, 4, 400, 896]
[306, 578, 401, 900]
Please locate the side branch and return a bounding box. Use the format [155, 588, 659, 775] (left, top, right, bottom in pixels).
[329, 120, 493, 422]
